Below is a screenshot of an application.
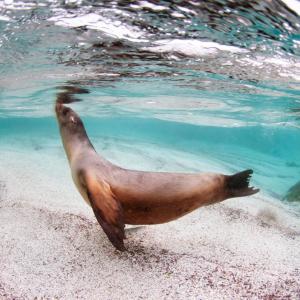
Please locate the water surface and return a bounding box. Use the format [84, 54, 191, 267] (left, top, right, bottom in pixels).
[0, 0, 300, 208]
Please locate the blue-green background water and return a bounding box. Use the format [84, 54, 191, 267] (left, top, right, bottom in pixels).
[0, 0, 300, 207]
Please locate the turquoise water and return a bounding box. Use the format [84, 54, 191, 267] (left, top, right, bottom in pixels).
[0, 0, 300, 207]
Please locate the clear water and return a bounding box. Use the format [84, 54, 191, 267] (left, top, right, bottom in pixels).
[0, 0, 300, 208]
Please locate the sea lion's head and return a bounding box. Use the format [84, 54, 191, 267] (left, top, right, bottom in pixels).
[55, 87, 89, 135]
[55, 102, 83, 131]
[55, 87, 92, 161]
[55, 97, 89, 161]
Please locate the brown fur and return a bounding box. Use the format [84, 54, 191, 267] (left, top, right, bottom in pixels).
[55, 87, 259, 251]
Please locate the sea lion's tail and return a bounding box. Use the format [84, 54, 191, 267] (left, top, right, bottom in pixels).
[226, 169, 259, 198]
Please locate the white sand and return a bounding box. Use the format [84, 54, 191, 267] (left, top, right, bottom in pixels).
[0, 139, 299, 299]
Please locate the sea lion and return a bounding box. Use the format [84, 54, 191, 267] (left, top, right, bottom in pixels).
[55, 86, 259, 251]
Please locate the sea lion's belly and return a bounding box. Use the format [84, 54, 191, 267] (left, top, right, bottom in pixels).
[122, 200, 200, 225]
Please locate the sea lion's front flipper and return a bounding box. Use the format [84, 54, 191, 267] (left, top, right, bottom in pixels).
[81, 173, 126, 251]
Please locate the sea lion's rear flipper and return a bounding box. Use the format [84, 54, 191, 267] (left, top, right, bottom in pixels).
[81, 173, 126, 251]
[226, 169, 259, 198]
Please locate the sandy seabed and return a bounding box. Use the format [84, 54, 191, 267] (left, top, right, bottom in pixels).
[0, 139, 299, 300]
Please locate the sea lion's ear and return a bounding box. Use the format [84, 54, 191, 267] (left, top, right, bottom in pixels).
[81, 173, 126, 251]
